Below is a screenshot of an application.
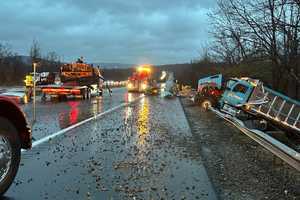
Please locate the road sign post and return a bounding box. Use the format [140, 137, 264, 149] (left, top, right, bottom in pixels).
[33, 62, 37, 124]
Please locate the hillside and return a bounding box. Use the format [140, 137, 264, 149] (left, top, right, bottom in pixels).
[0, 55, 297, 98]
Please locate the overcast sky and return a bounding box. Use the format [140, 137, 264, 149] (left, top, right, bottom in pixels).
[0, 0, 216, 65]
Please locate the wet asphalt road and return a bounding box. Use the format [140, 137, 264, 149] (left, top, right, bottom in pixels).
[21, 88, 141, 141]
[5, 91, 216, 199]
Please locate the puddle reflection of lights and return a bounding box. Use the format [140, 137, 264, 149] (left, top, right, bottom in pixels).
[125, 106, 133, 121]
[140, 96, 145, 104]
[137, 98, 149, 146]
[68, 101, 80, 125]
[92, 98, 103, 116]
[128, 92, 133, 103]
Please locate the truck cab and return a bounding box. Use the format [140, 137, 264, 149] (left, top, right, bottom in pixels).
[197, 74, 223, 93]
[193, 74, 224, 109]
[220, 78, 256, 108]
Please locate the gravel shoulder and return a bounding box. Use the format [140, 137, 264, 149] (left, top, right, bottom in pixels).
[180, 97, 300, 200]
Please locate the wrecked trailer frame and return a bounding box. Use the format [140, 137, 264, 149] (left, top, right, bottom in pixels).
[245, 84, 300, 135]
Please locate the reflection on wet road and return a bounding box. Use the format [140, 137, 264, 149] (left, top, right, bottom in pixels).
[137, 98, 149, 146]
[58, 101, 81, 127]
[6, 95, 216, 199]
[21, 88, 142, 140]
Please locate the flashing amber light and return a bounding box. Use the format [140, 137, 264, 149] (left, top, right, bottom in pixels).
[137, 65, 151, 73]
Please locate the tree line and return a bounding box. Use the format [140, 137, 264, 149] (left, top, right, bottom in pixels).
[0, 43, 25, 85]
[207, 0, 300, 98]
[0, 40, 62, 85]
[1, 0, 299, 99]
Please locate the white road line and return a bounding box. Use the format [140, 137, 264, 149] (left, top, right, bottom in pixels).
[24, 95, 144, 150]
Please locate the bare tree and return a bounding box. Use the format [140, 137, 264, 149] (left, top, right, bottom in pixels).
[0, 43, 24, 84]
[41, 51, 61, 72]
[210, 0, 300, 97]
[0, 43, 14, 60]
[30, 39, 41, 63]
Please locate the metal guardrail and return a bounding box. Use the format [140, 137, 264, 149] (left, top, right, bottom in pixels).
[210, 107, 300, 172]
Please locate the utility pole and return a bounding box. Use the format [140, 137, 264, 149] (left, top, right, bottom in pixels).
[33, 62, 37, 124]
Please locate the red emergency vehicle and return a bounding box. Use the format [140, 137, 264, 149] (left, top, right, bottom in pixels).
[127, 65, 152, 93]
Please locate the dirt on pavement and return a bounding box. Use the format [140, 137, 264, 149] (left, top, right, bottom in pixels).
[180, 97, 300, 200]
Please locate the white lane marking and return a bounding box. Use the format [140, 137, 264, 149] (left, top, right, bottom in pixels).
[24, 95, 144, 150]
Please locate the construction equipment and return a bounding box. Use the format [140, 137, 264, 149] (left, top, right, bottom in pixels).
[25, 58, 104, 101]
[60, 62, 100, 86]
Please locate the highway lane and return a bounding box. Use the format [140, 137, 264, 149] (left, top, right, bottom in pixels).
[5, 96, 216, 200]
[21, 88, 142, 141]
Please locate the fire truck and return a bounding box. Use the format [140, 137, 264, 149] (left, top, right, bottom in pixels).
[0, 97, 31, 195]
[127, 65, 152, 93]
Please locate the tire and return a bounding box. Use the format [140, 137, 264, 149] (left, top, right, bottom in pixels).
[81, 89, 86, 100]
[87, 89, 91, 99]
[200, 97, 216, 111]
[253, 119, 268, 131]
[0, 117, 21, 195]
[41, 94, 46, 102]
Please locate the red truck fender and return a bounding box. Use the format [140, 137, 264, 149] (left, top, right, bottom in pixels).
[0, 97, 31, 149]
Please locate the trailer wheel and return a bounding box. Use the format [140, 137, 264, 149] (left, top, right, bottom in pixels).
[41, 94, 47, 102]
[81, 89, 86, 100]
[253, 119, 268, 131]
[86, 89, 91, 99]
[200, 97, 216, 111]
[0, 117, 21, 196]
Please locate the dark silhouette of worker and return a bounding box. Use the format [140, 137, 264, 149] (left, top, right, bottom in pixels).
[76, 56, 84, 63]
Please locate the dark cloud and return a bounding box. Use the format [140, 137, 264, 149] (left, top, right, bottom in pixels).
[0, 0, 217, 64]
